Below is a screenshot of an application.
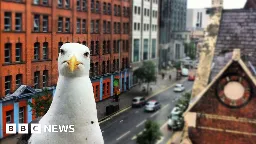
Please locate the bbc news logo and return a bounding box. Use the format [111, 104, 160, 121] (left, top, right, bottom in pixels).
[6, 124, 75, 134]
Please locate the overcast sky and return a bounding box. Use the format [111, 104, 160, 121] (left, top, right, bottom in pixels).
[187, 0, 247, 9]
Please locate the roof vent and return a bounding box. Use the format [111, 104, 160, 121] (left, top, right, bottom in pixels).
[232, 49, 241, 61]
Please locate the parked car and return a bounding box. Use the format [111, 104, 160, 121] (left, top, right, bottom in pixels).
[167, 107, 184, 131]
[173, 84, 185, 92]
[144, 100, 161, 112]
[132, 97, 146, 107]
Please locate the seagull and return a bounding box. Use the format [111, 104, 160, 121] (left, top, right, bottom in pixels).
[19, 43, 104, 144]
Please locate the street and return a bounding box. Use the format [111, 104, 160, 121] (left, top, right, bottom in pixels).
[100, 80, 194, 144]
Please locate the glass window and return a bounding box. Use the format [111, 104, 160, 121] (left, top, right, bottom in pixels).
[43, 15, 48, 32]
[16, 43, 22, 62]
[5, 43, 11, 63]
[16, 74, 22, 88]
[58, 17, 63, 32]
[82, 0, 87, 11]
[58, 42, 63, 53]
[65, 18, 70, 32]
[43, 42, 48, 60]
[5, 76, 12, 95]
[6, 110, 12, 123]
[82, 19, 86, 33]
[77, 0, 81, 10]
[4, 12, 11, 31]
[34, 42, 40, 60]
[58, 0, 63, 7]
[15, 13, 22, 31]
[76, 18, 81, 33]
[33, 0, 39, 4]
[143, 39, 148, 60]
[42, 0, 48, 5]
[65, 0, 70, 8]
[43, 70, 48, 87]
[34, 71, 40, 89]
[90, 20, 94, 33]
[133, 39, 139, 62]
[95, 20, 99, 33]
[152, 39, 156, 58]
[34, 14, 40, 32]
[19, 107, 24, 123]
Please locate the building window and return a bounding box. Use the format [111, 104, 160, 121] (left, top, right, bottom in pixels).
[143, 39, 148, 60]
[138, 7, 140, 15]
[95, 85, 99, 98]
[34, 14, 40, 32]
[33, 0, 39, 5]
[16, 43, 22, 62]
[96, 1, 100, 13]
[90, 63, 94, 76]
[65, 0, 70, 8]
[95, 62, 99, 75]
[5, 76, 12, 95]
[114, 5, 117, 16]
[82, 19, 86, 33]
[102, 61, 106, 74]
[43, 42, 48, 60]
[77, 0, 81, 10]
[103, 2, 107, 14]
[58, 0, 63, 7]
[43, 16, 48, 32]
[137, 23, 140, 31]
[34, 42, 40, 60]
[133, 39, 139, 62]
[152, 39, 156, 58]
[126, 40, 129, 52]
[103, 21, 106, 34]
[4, 12, 12, 31]
[103, 83, 105, 95]
[43, 70, 48, 87]
[134, 23, 136, 30]
[90, 41, 94, 55]
[6, 111, 12, 123]
[95, 41, 99, 55]
[175, 44, 180, 59]
[19, 107, 24, 123]
[114, 22, 116, 33]
[76, 18, 81, 33]
[58, 42, 63, 53]
[107, 3, 111, 15]
[107, 21, 111, 33]
[117, 23, 120, 33]
[65, 18, 70, 32]
[90, 20, 94, 33]
[82, 41, 87, 46]
[42, 0, 48, 5]
[58, 17, 63, 32]
[5, 43, 11, 63]
[107, 41, 110, 53]
[15, 13, 22, 32]
[103, 41, 106, 54]
[16, 74, 22, 88]
[113, 40, 116, 53]
[117, 5, 121, 16]
[91, 0, 95, 12]
[34, 71, 40, 89]
[95, 20, 99, 33]
[82, 0, 87, 11]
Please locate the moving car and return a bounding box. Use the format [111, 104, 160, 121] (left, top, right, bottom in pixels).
[144, 100, 161, 112]
[181, 68, 189, 76]
[132, 97, 146, 107]
[173, 84, 185, 92]
[188, 73, 195, 81]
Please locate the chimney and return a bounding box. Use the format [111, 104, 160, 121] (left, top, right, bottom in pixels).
[232, 49, 241, 61]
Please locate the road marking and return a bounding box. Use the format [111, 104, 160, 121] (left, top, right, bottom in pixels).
[120, 120, 123, 123]
[160, 121, 168, 130]
[131, 129, 145, 140]
[162, 104, 170, 109]
[136, 120, 146, 128]
[150, 111, 160, 118]
[135, 111, 139, 114]
[99, 78, 187, 124]
[116, 131, 131, 141]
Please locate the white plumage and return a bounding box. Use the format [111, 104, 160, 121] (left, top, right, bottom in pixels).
[29, 43, 104, 144]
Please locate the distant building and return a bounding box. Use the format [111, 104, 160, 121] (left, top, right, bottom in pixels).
[131, 0, 159, 84]
[244, 0, 256, 9]
[159, 0, 187, 68]
[186, 9, 210, 31]
[212, 0, 224, 7]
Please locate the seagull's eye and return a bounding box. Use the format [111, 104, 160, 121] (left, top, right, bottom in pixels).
[84, 52, 89, 57]
[60, 49, 65, 55]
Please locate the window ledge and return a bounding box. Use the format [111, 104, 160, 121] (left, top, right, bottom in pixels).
[3, 30, 26, 33]
[3, 0, 25, 4]
[31, 31, 52, 33]
[32, 3, 51, 7]
[56, 32, 72, 34]
[2, 62, 26, 66]
[32, 59, 51, 63]
[57, 7, 71, 10]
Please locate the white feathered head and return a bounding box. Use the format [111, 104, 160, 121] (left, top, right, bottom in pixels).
[58, 43, 90, 77]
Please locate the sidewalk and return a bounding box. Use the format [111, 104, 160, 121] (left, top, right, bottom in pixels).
[97, 68, 177, 121]
[0, 69, 178, 144]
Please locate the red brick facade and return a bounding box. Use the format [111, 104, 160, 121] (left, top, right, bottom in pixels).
[0, 0, 131, 99]
[188, 62, 256, 143]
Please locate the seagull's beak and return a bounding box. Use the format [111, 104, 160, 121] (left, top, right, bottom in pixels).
[67, 55, 80, 72]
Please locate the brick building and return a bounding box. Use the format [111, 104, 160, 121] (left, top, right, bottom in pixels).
[180, 8, 256, 144]
[0, 0, 131, 139]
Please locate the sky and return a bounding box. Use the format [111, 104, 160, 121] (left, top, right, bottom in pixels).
[187, 0, 247, 9]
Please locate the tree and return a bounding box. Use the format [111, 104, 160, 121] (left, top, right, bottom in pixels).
[133, 61, 157, 94]
[136, 120, 162, 144]
[184, 42, 196, 60]
[28, 88, 53, 118]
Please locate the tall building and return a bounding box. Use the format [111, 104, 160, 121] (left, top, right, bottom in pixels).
[186, 9, 210, 31]
[159, 0, 187, 68]
[0, 0, 131, 139]
[212, 0, 224, 7]
[131, 0, 159, 84]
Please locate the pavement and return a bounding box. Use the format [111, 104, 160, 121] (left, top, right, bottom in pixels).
[0, 68, 186, 144]
[99, 80, 194, 144]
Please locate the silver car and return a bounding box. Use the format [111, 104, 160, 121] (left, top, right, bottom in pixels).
[132, 97, 146, 107]
[144, 100, 161, 112]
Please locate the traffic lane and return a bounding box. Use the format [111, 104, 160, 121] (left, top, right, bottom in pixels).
[102, 81, 194, 143]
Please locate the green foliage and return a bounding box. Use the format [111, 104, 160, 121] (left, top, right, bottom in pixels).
[136, 120, 162, 144]
[175, 92, 192, 112]
[184, 42, 197, 60]
[174, 61, 181, 70]
[28, 88, 53, 118]
[133, 61, 157, 93]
